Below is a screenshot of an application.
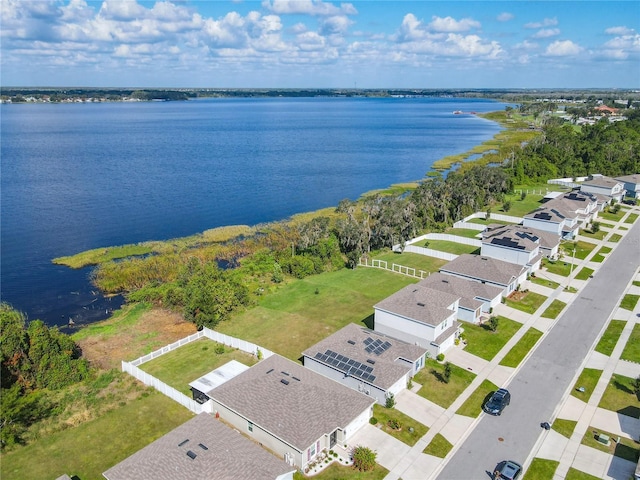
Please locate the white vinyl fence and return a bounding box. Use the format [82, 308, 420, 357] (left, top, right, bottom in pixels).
[409, 233, 482, 247]
[453, 212, 523, 229]
[401, 246, 458, 261]
[358, 257, 431, 279]
[122, 327, 274, 414]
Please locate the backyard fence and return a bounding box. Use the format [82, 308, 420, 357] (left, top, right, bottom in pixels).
[401, 245, 458, 261]
[122, 328, 274, 414]
[410, 233, 482, 247]
[358, 257, 431, 279]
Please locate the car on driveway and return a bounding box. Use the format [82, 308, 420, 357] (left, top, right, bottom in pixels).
[484, 388, 511, 415]
[494, 460, 522, 480]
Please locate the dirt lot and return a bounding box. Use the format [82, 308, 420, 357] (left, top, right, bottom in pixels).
[77, 308, 197, 370]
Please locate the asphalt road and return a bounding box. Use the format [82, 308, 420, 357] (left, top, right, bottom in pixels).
[437, 217, 640, 480]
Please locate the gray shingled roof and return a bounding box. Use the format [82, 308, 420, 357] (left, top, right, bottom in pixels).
[482, 224, 559, 251]
[103, 413, 295, 480]
[439, 254, 527, 286]
[374, 284, 459, 327]
[581, 175, 621, 189]
[302, 323, 427, 390]
[209, 354, 375, 452]
[419, 273, 502, 310]
[615, 173, 640, 185]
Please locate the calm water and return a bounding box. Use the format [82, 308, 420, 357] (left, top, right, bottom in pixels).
[1, 97, 504, 327]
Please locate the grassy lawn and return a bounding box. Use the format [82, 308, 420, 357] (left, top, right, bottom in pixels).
[581, 426, 640, 463]
[591, 246, 612, 263]
[633, 281, 640, 287]
[540, 299, 566, 319]
[599, 210, 625, 223]
[620, 294, 640, 311]
[456, 379, 498, 417]
[298, 463, 389, 480]
[371, 405, 429, 447]
[521, 458, 559, 480]
[500, 192, 547, 217]
[541, 258, 572, 277]
[598, 373, 640, 419]
[609, 233, 623, 242]
[571, 368, 603, 403]
[468, 217, 515, 226]
[624, 212, 638, 224]
[419, 239, 480, 255]
[565, 468, 603, 480]
[621, 323, 640, 363]
[371, 251, 449, 275]
[218, 267, 416, 361]
[595, 320, 626, 356]
[561, 240, 597, 260]
[139, 338, 258, 395]
[578, 229, 607, 241]
[552, 418, 577, 438]
[443, 228, 483, 239]
[574, 267, 594, 281]
[422, 433, 453, 458]
[530, 276, 560, 290]
[462, 316, 522, 361]
[499, 328, 543, 368]
[414, 359, 477, 409]
[504, 290, 547, 314]
[1, 391, 194, 480]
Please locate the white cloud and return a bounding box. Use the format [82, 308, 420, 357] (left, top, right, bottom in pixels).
[427, 15, 480, 33]
[545, 40, 582, 56]
[532, 28, 560, 39]
[605, 26, 635, 36]
[98, 0, 146, 21]
[319, 15, 353, 35]
[599, 32, 640, 59]
[497, 12, 513, 22]
[262, 0, 357, 16]
[525, 17, 558, 29]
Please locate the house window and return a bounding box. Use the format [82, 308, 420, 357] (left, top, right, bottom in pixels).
[309, 443, 316, 460]
[248, 421, 253, 432]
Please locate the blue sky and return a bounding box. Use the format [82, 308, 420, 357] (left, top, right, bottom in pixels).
[1, 1, 639, 88]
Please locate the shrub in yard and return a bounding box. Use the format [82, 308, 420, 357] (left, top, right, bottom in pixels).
[436, 353, 445, 362]
[214, 344, 225, 354]
[489, 316, 499, 332]
[369, 417, 378, 425]
[443, 362, 452, 384]
[351, 445, 377, 472]
[385, 392, 396, 409]
[387, 419, 402, 430]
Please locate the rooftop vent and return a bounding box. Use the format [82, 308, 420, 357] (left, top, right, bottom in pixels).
[292, 376, 301, 381]
[281, 371, 290, 376]
[441, 280, 449, 284]
[366, 359, 376, 365]
[187, 451, 197, 460]
[347, 340, 356, 345]
[281, 379, 290, 385]
[266, 368, 274, 374]
[198, 443, 208, 451]
[178, 439, 189, 447]
[417, 302, 425, 307]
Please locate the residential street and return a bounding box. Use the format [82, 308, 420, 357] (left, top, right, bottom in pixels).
[436, 213, 640, 480]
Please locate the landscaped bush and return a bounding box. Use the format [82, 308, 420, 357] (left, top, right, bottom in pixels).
[351, 445, 377, 472]
[369, 417, 378, 425]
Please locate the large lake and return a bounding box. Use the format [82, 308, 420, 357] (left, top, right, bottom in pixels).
[1, 97, 505, 327]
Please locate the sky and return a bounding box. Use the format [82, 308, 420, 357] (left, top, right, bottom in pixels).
[1, 0, 639, 89]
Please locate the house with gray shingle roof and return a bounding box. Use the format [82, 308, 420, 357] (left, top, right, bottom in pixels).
[439, 254, 528, 298]
[615, 173, 640, 199]
[480, 224, 560, 273]
[523, 191, 598, 239]
[205, 354, 374, 470]
[373, 284, 461, 357]
[302, 323, 427, 405]
[419, 272, 503, 323]
[580, 174, 625, 203]
[103, 413, 296, 480]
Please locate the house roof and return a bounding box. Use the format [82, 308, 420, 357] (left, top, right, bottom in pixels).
[434, 322, 461, 346]
[302, 323, 427, 390]
[552, 191, 597, 213]
[482, 224, 559, 252]
[615, 173, 640, 186]
[525, 206, 566, 223]
[439, 254, 527, 287]
[102, 413, 295, 480]
[419, 272, 503, 310]
[208, 354, 374, 452]
[581, 175, 622, 190]
[374, 284, 459, 327]
[482, 226, 538, 252]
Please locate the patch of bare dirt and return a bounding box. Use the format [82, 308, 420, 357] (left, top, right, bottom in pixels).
[78, 308, 197, 370]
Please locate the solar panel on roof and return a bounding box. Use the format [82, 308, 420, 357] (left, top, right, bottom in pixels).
[315, 352, 323, 359]
[365, 345, 375, 353]
[327, 350, 337, 358]
[365, 366, 373, 373]
[364, 337, 373, 345]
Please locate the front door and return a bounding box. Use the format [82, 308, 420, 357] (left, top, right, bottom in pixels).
[330, 430, 337, 448]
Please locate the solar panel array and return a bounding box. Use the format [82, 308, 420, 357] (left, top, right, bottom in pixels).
[363, 337, 392, 356]
[314, 349, 376, 383]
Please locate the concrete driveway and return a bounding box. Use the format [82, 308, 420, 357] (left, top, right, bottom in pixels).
[347, 424, 411, 472]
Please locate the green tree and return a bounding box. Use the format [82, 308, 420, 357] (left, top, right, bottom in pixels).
[489, 316, 499, 332]
[443, 362, 452, 384]
[351, 445, 377, 472]
[503, 201, 512, 212]
[385, 392, 396, 409]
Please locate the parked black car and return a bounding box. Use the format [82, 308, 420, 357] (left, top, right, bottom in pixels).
[494, 460, 522, 479]
[484, 388, 511, 415]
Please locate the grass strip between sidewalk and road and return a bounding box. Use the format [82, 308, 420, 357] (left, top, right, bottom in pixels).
[456, 379, 498, 418]
[621, 323, 640, 363]
[422, 433, 453, 458]
[540, 299, 566, 319]
[594, 320, 626, 356]
[499, 328, 543, 368]
[522, 458, 559, 480]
